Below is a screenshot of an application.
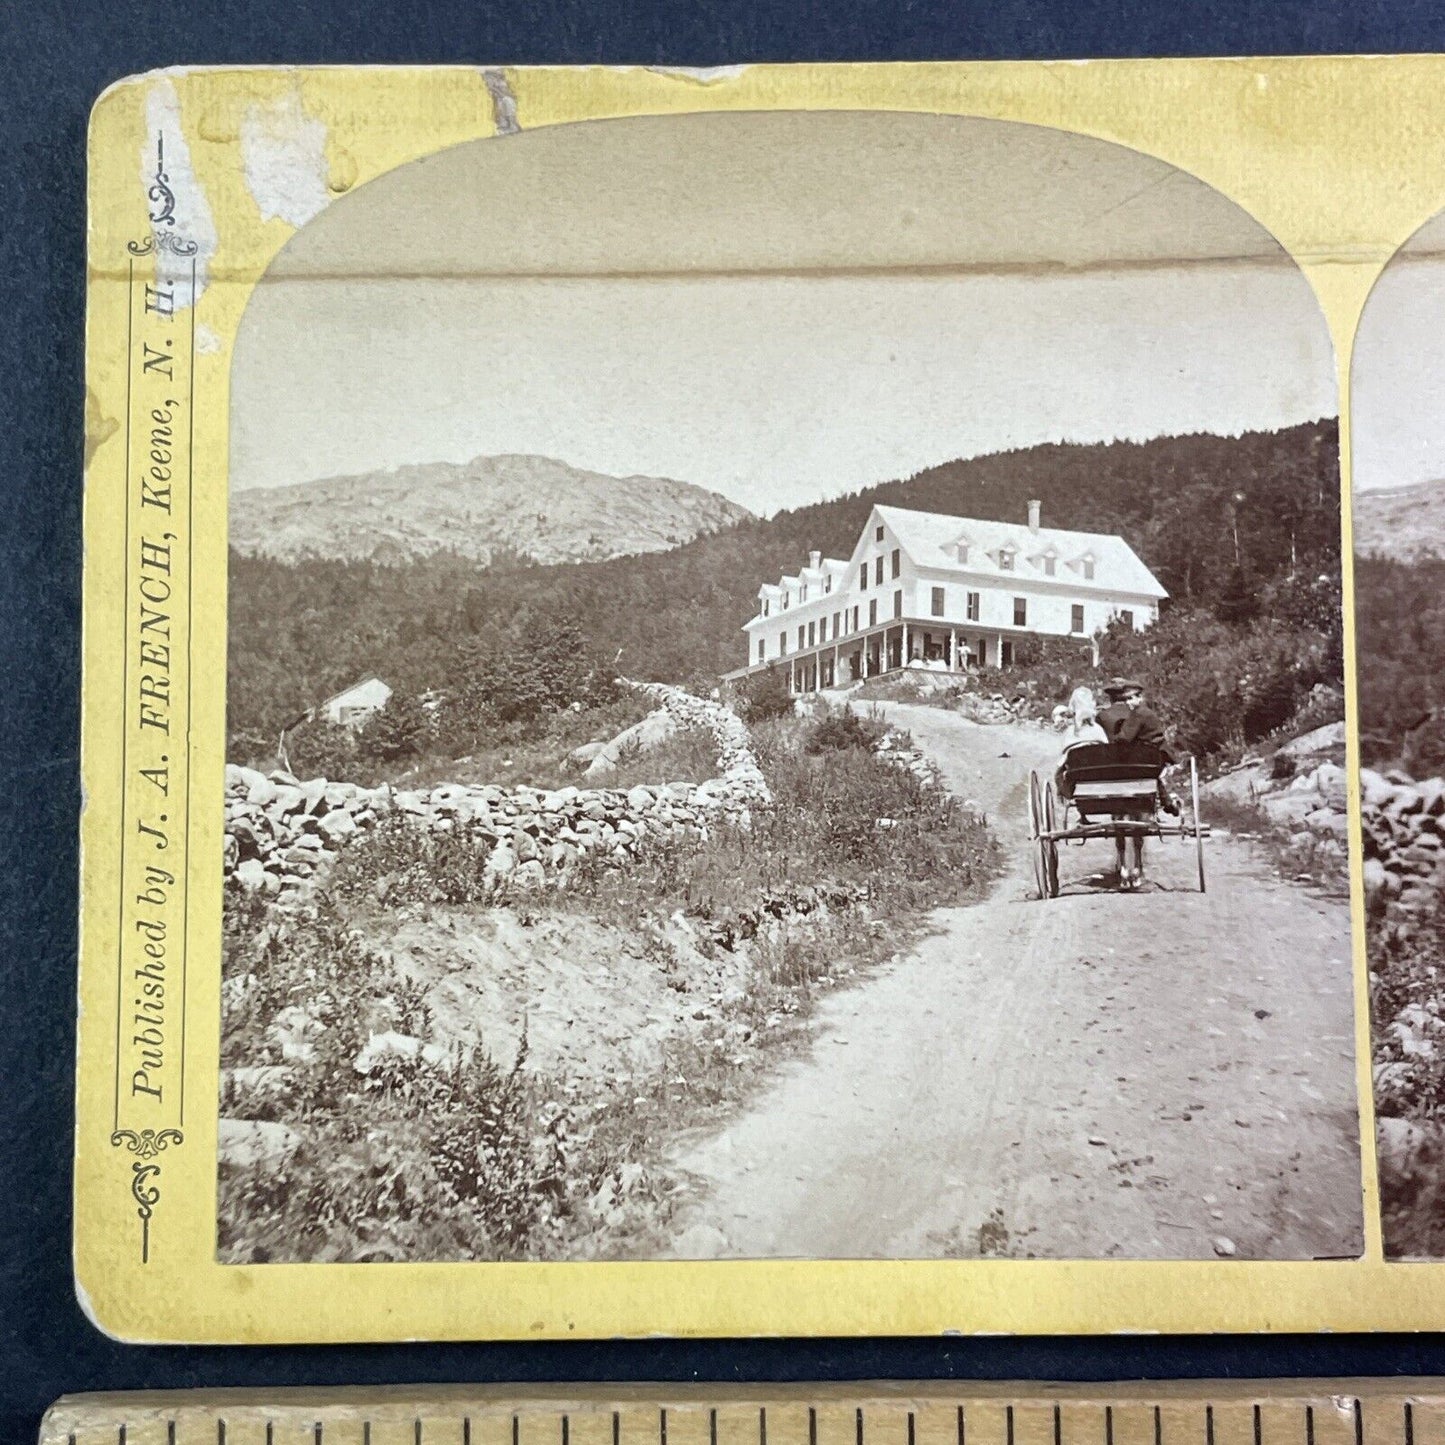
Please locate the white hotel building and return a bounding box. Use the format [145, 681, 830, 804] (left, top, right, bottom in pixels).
[731, 501, 1168, 692]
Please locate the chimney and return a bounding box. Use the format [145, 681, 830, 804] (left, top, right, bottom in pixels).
[808, 550, 821, 571]
[1028, 499, 1041, 532]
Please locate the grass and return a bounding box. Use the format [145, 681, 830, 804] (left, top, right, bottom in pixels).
[218, 704, 998, 1263]
[595, 724, 720, 791]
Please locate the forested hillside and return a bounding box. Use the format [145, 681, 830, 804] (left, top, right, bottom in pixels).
[228, 420, 1341, 759]
[1356, 554, 1445, 772]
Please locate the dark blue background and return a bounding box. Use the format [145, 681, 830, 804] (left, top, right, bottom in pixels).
[4, 5, 1444, 1445]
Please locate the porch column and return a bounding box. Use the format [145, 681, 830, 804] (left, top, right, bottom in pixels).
[902, 622, 910, 666]
[948, 629, 956, 671]
[789, 657, 796, 693]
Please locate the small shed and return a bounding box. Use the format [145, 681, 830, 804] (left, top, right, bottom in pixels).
[319, 676, 393, 729]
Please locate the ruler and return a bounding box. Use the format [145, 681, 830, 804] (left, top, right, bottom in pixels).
[38, 1383, 1445, 1445]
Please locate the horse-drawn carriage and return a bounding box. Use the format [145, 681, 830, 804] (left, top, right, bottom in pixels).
[1026, 741, 1208, 898]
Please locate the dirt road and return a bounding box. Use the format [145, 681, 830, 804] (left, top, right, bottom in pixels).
[665, 702, 1363, 1261]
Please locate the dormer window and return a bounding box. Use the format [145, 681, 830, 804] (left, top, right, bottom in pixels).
[801, 583, 809, 601]
[999, 548, 1016, 572]
[825, 574, 833, 593]
[875, 524, 885, 542]
[763, 599, 770, 617]
[1042, 553, 1056, 577]
[1082, 555, 1095, 581]
[957, 543, 969, 564]
[782, 592, 790, 610]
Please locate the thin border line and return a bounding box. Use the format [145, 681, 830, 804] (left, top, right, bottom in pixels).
[179, 252, 196, 1126]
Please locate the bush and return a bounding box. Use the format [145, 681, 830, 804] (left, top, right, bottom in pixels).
[733, 664, 795, 724]
[803, 706, 882, 754]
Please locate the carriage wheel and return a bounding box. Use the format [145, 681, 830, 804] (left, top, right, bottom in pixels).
[1027, 771, 1047, 899]
[1191, 755, 1206, 893]
[1042, 777, 1061, 898]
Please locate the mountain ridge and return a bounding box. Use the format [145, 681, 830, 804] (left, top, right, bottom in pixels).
[1354, 477, 1445, 560]
[229, 452, 754, 566]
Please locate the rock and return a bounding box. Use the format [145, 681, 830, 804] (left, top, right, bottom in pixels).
[513, 860, 547, 891]
[272, 784, 305, 815]
[1212, 1236, 1238, 1258]
[234, 858, 269, 892]
[300, 778, 329, 814]
[1363, 858, 1388, 894]
[246, 774, 278, 807]
[353, 1031, 450, 1075]
[319, 809, 358, 841]
[484, 842, 517, 886]
[1280, 721, 1346, 755]
[217, 1119, 302, 1172]
[227, 764, 268, 797]
[627, 785, 656, 811]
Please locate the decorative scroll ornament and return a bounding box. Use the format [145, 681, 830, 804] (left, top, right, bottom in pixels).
[127, 135, 198, 257]
[111, 1127, 184, 1159]
[111, 1130, 184, 1262]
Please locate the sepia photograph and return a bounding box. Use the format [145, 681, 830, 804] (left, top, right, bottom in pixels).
[1353, 208, 1445, 1259]
[216, 110, 1361, 1265]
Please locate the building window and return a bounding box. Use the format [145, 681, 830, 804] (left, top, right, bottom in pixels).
[1043, 555, 1056, 577]
[999, 549, 1015, 572]
[875, 524, 885, 542]
[875, 556, 884, 585]
[782, 592, 789, 610]
[1001, 640, 1014, 667]
[779, 632, 787, 655]
[1071, 604, 1085, 634]
[798, 625, 805, 649]
[833, 611, 841, 636]
[808, 621, 816, 646]
[1083, 557, 1095, 580]
[957, 543, 969, 564]
[1013, 597, 1027, 626]
[762, 598, 769, 617]
[758, 639, 766, 662]
[931, 586, 945, 617]
[825, 574, 833, 593]
[1121, 608, 1134, 628]
[966, 590, 980, 622]
[891, 548, 901, 579]
[819, 616, 828, 642]
[852, 605, 859, 631]
[859, 562, 868, 591]
[893, 589, 903, 619]
[869, 598, 878, 627]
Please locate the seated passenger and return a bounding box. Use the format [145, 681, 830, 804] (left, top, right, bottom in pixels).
[1055, 686, 1108, 797]
[1099, 677, 1181, 816]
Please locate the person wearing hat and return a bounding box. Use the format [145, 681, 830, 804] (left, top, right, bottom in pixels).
[1102, 678, 1172, 756]
[1097, 678, 1181, 887]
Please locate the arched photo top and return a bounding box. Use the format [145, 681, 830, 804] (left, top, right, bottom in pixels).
[1352, 205, 1445, 508]
[257, 109, 1318, 281]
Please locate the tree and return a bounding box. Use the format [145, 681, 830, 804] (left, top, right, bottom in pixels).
[359, 689, 428, 763]
[1215, 563, 1261, 624]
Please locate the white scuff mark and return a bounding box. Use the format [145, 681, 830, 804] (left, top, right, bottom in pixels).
[646, 64, 751, 84]
[481, 68, 521, 135]
[194, 323, 222, 355]
[141, 78, 219, 308]
[240, 89, 331, 229]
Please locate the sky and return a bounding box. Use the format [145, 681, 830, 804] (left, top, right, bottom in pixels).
[231, 111, 1336, 517]
[1353, 210, 1445, 493]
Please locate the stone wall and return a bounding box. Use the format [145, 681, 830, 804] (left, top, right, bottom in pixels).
[224, 683, 767, 901]
[1362, 768, 1445, 914]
